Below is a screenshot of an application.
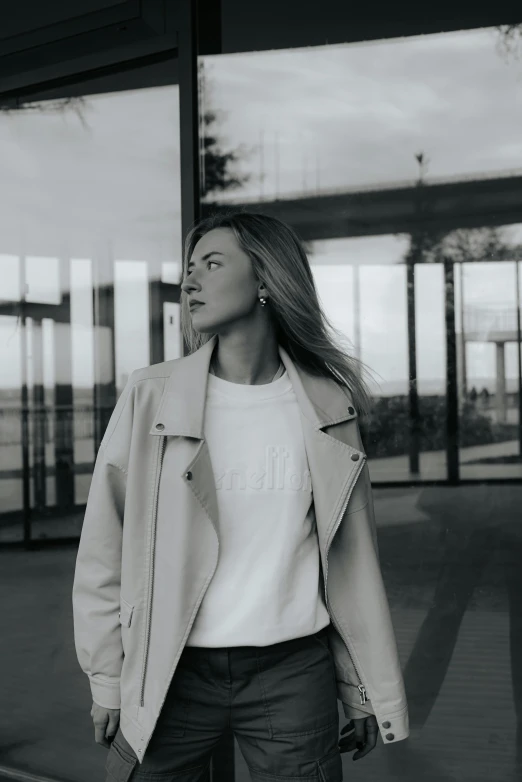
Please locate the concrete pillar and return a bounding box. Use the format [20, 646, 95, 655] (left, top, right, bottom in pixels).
[495, 342, 507, 424]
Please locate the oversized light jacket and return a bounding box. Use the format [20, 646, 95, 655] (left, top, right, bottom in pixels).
[72, 334, 409, 763]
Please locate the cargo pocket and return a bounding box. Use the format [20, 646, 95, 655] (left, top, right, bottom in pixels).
[258, 637, 338, 737]
[105, 739, 138, 782]
[317, 748, 343, 782]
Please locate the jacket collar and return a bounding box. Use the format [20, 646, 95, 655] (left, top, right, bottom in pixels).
[149, 335, 357, 439]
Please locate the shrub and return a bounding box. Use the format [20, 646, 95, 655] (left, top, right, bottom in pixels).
[361, 395, 518, 459]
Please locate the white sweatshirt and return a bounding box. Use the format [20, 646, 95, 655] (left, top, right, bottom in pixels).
[186, 367, 331, 647]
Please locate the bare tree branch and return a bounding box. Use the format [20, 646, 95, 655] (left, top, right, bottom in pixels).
[495, 23, 522, 62]
[0, 95, 91, 129]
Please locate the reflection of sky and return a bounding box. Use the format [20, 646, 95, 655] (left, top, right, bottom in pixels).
[203, 27, 522, 198]
[0, 85, 182, 259]
[1, 26, 522, 392]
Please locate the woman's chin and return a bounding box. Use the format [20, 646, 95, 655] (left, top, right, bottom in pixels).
[190, 314, 215, 334]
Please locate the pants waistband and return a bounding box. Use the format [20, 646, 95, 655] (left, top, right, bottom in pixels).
[185, 623, 331, 655]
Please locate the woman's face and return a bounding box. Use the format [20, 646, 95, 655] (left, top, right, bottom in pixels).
[181, 227, 262, 334]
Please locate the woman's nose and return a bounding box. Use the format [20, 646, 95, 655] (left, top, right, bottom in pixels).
[181, 276, 200, 294]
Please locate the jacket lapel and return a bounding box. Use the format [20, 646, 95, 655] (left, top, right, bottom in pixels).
[277, 345, 366, 560]
[148, 335, 365, 559]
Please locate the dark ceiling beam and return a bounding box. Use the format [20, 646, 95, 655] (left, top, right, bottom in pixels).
[0, 0, 178, 100]
[220, 2, 522, 54]
[1, 2, 519, 103]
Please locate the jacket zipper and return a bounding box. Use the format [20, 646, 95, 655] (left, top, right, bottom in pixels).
[139, 435, 167, 707]
[324, 453, 368, 706]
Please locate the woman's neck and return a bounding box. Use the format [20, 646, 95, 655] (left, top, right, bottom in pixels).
[210, 337, 281, 385]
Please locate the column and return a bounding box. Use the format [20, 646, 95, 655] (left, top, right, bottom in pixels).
[495, 342, 507, 425]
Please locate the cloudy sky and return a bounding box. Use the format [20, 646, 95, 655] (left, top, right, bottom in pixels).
[1, 24, 522, 394]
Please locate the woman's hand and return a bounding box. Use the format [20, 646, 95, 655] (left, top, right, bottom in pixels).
[91, 701, 121, 748]
[338, 715, 379, 760]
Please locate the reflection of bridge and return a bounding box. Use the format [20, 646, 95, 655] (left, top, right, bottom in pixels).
[206, 170, 522, 239]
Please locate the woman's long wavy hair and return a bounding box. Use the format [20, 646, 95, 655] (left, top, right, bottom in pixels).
[180, 210, 373, 417]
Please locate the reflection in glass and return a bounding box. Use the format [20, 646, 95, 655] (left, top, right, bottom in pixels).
[458, 259, 522, 479]
[114, 260, 150, 389]
[0, 80, 182, 541]
[201, 29, 522, 777]
[164, 302, 182, 361]
[201, 27, 522, 199]
[25, 256, 61, 304]
[0, 254, 21, 301]
[71, 258, 95, 505]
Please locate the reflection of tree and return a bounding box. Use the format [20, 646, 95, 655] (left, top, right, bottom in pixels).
[0, 96, 90, 129]
[496, 23, 522, 62]
[421, 225, 514, 265]
[198, 61, 251, 199]
[403, 148, 516, 266]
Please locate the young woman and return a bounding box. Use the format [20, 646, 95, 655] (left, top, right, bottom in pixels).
[73, 211, 408, 782]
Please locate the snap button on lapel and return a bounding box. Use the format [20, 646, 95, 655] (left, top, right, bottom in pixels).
[348, 406, 355, 415]
[351, 453, 360, 461]
[185, 471, 192, 480]
[155, 423, 165, 431]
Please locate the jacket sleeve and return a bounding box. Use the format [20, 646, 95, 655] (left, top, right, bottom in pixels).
[342, 701, 376, 720]
[72, 373, 136, 709]
[329, 621, 377, 718]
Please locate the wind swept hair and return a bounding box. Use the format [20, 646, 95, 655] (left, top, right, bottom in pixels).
[180, 210, 373, 417]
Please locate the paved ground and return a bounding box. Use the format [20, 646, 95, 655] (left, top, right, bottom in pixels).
[368, 439, 522, 482]
[1, 484, 522, 782]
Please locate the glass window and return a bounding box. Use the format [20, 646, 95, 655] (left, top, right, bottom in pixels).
[199, 28, 522, 485]
[456, 231, 522, 480]
[0, 72, 182, 543]
[200, 25, 522, 781]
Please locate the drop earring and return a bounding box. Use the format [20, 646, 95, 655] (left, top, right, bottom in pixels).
[259, 297, 267, 307]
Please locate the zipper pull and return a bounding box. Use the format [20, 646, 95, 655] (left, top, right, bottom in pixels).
[358, 684, 367, 704]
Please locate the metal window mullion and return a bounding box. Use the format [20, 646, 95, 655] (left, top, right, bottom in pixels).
[178, 0, 201, 359]
[444, 258, 460, 484]
[407, 259, 420, 476]
[515, 259, 522, 457]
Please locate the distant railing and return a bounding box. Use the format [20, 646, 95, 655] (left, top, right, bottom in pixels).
[0, 406, 114, 447]
[464, 305, 518, 335]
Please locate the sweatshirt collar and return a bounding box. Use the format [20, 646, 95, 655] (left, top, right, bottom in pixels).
[150, 335, 357, 440]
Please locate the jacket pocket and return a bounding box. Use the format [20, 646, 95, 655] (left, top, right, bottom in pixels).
[317, 748, 343, 782]
[119, 597, 134, 659]
[119, 597, 134, 628]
